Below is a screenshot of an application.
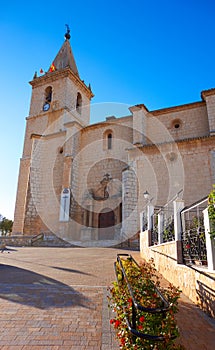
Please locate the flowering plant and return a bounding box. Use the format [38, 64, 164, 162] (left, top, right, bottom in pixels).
[108, 257, 185, 349]
[208, 185, 215, 238]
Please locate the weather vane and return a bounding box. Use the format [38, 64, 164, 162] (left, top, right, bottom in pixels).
[65, 24, 71, 40]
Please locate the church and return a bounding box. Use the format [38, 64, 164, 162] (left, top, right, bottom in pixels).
[12, 29, 215, 246]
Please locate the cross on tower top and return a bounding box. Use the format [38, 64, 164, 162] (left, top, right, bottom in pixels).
[65, 24, 71, 40]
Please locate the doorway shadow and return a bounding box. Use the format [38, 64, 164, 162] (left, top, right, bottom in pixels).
[0, 264, 91, 310]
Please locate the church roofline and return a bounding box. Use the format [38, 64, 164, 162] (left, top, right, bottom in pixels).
[130, 100, 206, 116]
[151, 100, 205, 116]
[81, 115, 132, 132]
[201, 88, 215, 100]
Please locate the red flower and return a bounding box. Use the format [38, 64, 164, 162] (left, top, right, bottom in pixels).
[139, 316, 145, 323]
[127, 297, 133, 307]
[120, 337, 126, 345]
[114, 320, 121, 328]
[186, 244, 191, 249]
[110, 319, 115, 324]
[138, 324, 143, 330]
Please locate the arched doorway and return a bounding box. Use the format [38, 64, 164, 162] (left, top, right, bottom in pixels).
[98, 208, 115, 240]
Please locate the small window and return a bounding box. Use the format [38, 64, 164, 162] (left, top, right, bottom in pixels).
[108, 133, 112, 149]
[76, 92, 82, 113]
[172, 119, 182, 130]
[45, 86, 52, 103]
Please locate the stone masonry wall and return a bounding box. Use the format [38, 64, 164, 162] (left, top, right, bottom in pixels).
[132, 102, 209, 147]
[128, 137, 215, 208]
[23, 133, 65, 236]
[150, 103, 209, 142]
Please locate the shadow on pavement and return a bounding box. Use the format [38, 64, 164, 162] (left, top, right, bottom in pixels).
[175, 299, 215, 350]
[0, 246, 18, 252]
[50, 265, 93, 276]
[0, 264, 91, 310]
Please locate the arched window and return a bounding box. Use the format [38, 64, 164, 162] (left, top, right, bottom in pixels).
[103, 130, 113, 150]
[76, 92, 82, 113]
[45, 86, 52, 103]
[107, 133, 112, 149]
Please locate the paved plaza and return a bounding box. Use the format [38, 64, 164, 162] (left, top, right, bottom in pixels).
[0, 247, 215, 349]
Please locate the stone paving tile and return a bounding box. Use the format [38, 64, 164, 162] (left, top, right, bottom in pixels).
[0, 247, 215, 349]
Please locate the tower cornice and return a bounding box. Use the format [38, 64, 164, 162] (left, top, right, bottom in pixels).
[29, 67, 94, 99]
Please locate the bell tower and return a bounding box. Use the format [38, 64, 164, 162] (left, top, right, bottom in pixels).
[12, 28, 94, 236]
[29, 27, 93, 126]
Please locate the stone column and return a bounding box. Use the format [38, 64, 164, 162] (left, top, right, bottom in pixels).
[147, 204, 154, 231]
[140, 211, 143, 232]
[173, 199, 184, 264]
[173, 199, 184, 241]
[62, 155, 73, 188]
[89, 205, 93, 227]
[122, 167, 138, 240]
[158, 210, 164, 244]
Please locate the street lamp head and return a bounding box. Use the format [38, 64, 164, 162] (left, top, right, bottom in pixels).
[143, 190, 150, 199]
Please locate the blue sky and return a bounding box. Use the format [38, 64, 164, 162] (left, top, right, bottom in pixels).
[1, 0, 215, 219]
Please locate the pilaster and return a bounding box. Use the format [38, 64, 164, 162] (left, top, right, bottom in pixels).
[12, 157, 31, 234]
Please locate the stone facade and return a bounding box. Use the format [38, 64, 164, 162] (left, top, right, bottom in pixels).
[12, 34, 215, 247]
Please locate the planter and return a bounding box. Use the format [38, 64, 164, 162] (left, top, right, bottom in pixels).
[108, 255, 185, 350]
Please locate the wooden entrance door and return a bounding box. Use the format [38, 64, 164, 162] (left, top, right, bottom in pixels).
[98, 209, 115, 240]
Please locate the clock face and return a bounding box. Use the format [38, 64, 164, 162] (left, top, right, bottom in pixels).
[43, 103, 50, 111]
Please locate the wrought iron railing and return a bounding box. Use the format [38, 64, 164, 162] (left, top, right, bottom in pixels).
[150, 191, 183, 245]
[163, 211, 174, 243]
[181, 197, 208, 266]
[151, 206, 175, 245]
[114, 254, 176, 342]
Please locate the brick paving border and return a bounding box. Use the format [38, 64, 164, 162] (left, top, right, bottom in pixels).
[101, 289, 118, 350]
